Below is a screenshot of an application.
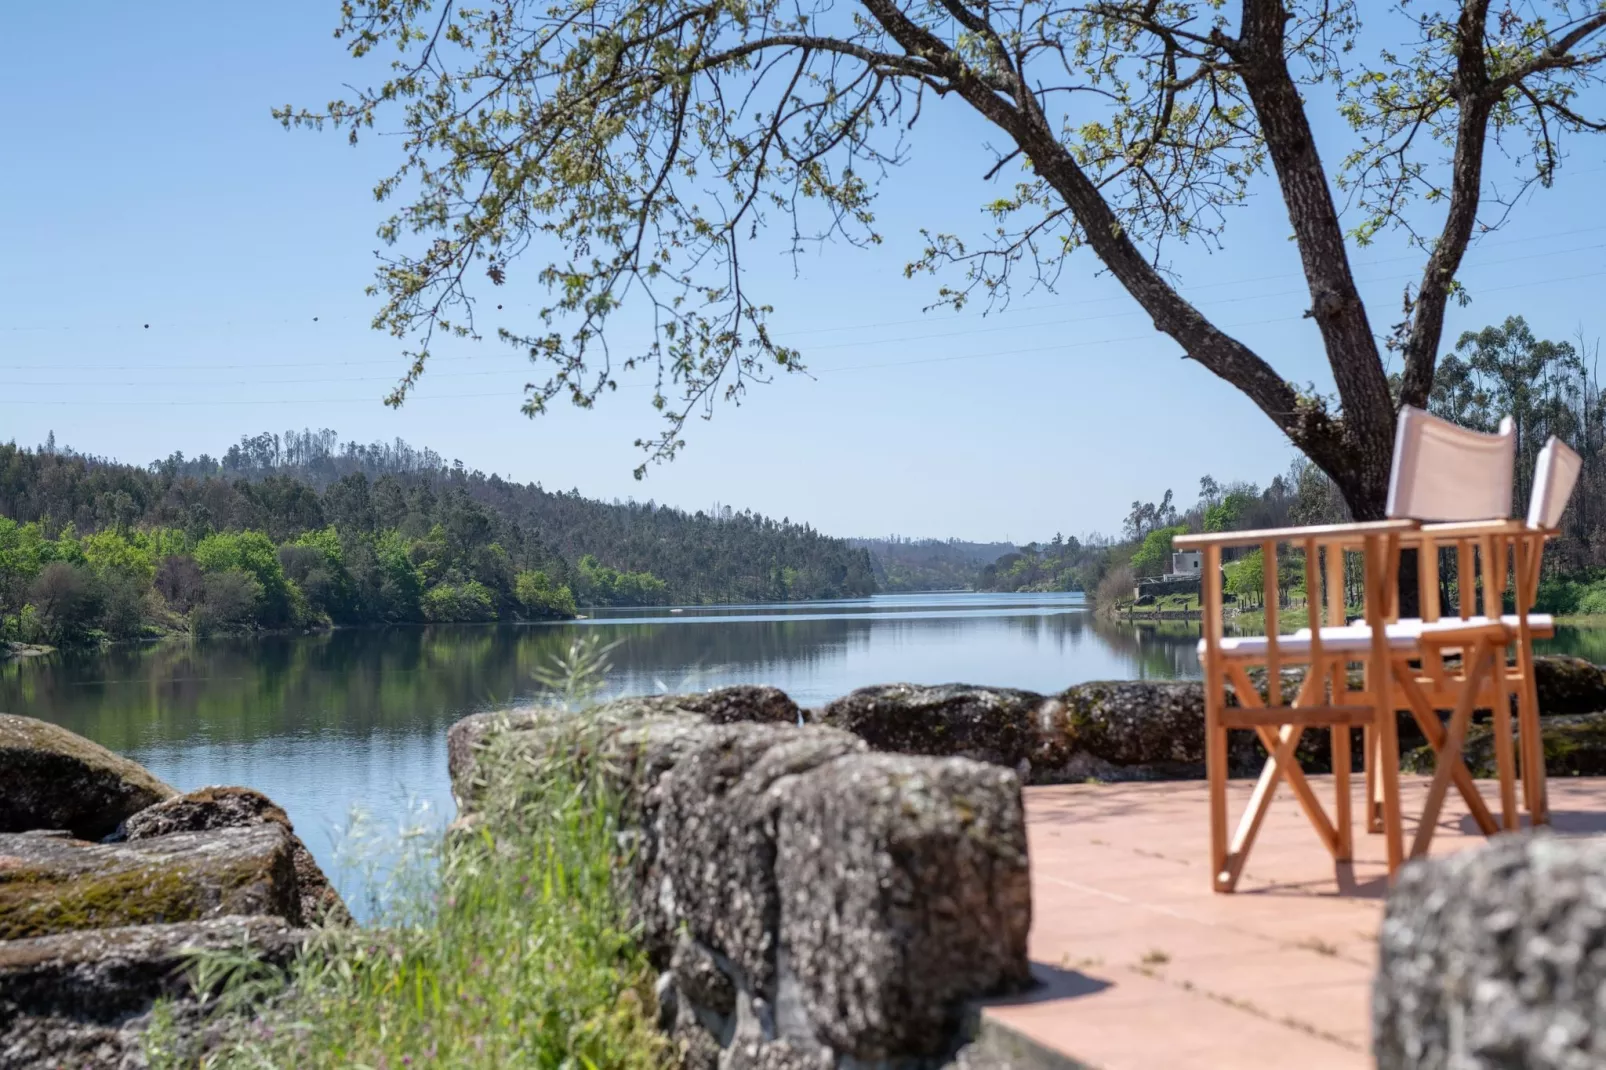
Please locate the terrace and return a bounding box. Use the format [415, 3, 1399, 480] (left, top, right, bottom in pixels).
[979, 774, 1606, 1070]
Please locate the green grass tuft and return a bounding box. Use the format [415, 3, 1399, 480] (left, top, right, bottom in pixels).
[180, 638, 668, 1069]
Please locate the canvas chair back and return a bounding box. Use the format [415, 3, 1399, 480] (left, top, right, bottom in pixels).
[1386, 406, 1516, 522]
[1527, 436, 1583, 530]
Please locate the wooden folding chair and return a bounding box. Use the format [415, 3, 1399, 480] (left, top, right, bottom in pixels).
[1177, 520, 1416, 893]
[1339, 415, 1579, 855]
[1395, 434, 1582, 832]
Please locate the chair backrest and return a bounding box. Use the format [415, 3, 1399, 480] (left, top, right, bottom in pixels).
[1527, 435, 1583, 529]
[1386, 405, 1516, 521]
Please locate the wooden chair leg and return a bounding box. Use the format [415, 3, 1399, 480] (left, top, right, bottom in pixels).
[1516, 648, 1549, 826]
[1489, 654, 1519, 831]
[1410, 646, 1491, 859]
[1364, 724, 1382, 834]
[1332, 722, 1352, 861]
[1392, 666, 1499, 836]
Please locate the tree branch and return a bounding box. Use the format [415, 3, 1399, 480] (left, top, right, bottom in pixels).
[1400, 0, 1493, 409]
[1228, 0, 1392, 477]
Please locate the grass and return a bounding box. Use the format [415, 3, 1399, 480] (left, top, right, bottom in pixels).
[155, 639, 668, 1070]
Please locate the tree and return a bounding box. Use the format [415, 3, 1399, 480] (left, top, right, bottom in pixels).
[1431, 315, 1585, 509]
[1130, 524, 1189, 579]
[283, 2, 1606, 508]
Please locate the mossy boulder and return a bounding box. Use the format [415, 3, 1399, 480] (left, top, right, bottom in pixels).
[1403, 711, 1606, 778]
[0, 714, 176, 841]
[1532, 655, 1606, 716]
[119, 786, 350, 926]
[0, 825, 301, 940]
[0, 915, 306, 1069]
[814, 684, 1051, 771]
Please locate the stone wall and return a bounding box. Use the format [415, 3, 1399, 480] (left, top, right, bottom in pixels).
[1132, 574, 1203, 601]
[448, 690, 1034, 1069]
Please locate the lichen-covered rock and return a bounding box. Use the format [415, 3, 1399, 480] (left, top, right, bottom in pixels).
[0, 915, 305, 1070]
[722, 1036, 834, 1070]
[613, 685, 801, 726]
[671, 934, 736, 1018]
[0, 714, 176, 841]
[1374, 833, 1606, 1069]
[815, 684, 1050, 771]
[1533, 654, 1606, 716]
[0, 825, 301, 939]
[645, 723, 864, 988]
[815, 679, 1343, 783]
[774, 754, 1032, 1059]
[119, 786, 351, 926]
[1058, 680, 1209, 770]
[447, 686, 801, 810]
[1404, 710, 1606, 778]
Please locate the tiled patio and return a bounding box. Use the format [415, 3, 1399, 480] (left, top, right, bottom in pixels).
[980, 775, 1606, 1070]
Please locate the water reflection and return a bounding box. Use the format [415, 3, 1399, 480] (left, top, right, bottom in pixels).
[0, 592, 1201, 910]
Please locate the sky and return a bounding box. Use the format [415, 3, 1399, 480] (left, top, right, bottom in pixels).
[3, 4, 1605, 543]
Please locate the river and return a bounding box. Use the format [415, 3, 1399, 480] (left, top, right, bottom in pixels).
[1, 590, 1590, 913]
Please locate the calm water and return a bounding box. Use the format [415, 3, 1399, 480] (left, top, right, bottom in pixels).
[0, 592, 1203, 907]
[22, 590, 1592, 911]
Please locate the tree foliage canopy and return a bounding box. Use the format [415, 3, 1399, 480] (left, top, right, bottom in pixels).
[285, 0, 1606, 506]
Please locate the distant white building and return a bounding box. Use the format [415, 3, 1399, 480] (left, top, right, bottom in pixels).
[1170, 550, 1203, 576]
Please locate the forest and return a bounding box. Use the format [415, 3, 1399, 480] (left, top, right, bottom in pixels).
[0, 432, 876, 646]
[849, 537, 1017, 592]
[978, 317, 1606, 616]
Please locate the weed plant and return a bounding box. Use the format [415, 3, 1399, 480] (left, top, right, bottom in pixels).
[159, 638, 667, 1069]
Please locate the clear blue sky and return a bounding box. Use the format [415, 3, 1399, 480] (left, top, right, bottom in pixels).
[3, 3, 1604, 542]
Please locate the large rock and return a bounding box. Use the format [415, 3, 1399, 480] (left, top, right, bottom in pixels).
[817, 680, 1339, 782]
[1374, 833, 1606, 1069]
[1532, 654, 1606, 716]
[774, 754, 1032, 1059]
[642, 722, 864, 987]
[816, 684, 1053, 772]
[0, 915, 305, 1070]
[1403, 711, 1606, 778]
[447, 686, 801, 810]
[0, 715, 176, 841]
[118, 786, 350, 926]
[454, 696, 1033, 1068]
[0, 825, 302, 940]
[1058, 680, 1212, 772]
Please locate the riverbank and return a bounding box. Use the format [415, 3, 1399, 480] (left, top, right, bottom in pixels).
[0, 642, 53, 661]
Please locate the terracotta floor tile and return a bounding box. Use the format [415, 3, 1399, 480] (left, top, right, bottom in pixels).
[979, 775, 1606, 1070]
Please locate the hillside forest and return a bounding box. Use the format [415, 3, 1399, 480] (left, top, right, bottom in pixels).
[0, 431, 875, 646]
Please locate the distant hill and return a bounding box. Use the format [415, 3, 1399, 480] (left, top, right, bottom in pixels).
[849, 536, 1016, 592]
[0, 429, 877, 644]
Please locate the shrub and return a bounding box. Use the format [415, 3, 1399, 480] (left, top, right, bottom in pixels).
[515, 570, 577, 619]
[195, 532, 293, 627]
[1129, 525, 1190, 579]
[191, 569, 264, 635]
[98, 572, 151, 640]
[420, 580, 497, 622]
[1224, 549, 1265, 606]
[28, 562, 104, 645]
[1094, 563, 1135, 608]
[1577, 581, 1606, 617]
[154, 555, 206, 613]
[576, 555, 667, 606]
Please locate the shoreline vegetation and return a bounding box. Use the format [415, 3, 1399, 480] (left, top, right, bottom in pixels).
[184, 686, 665, 1069]
[0, 430, 877, 652]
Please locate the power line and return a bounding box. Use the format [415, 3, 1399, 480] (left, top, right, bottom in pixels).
[7, 246, 1603, 384]
[8, 264, 1604, 406]
[5, 219, 1606, 340]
